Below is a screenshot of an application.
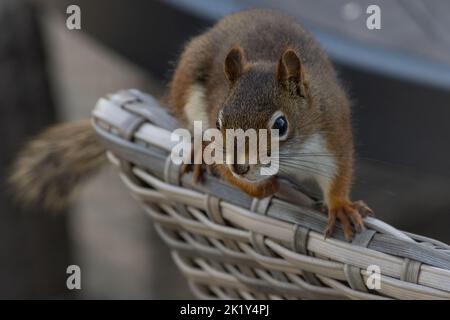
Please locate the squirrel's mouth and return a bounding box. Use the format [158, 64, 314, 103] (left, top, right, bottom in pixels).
[228, 163, 273, 183]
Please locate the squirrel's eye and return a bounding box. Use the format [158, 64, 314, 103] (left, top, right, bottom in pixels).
[272, 116, 288, 137]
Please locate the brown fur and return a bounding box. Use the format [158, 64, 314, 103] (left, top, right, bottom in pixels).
[9, 119, 105, 211]
[168, 9, 372, 239]
[168, 9, 351, 195]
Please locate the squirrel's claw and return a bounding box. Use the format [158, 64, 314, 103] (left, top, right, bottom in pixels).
[180, 162, 206, 184]
[180, 163, 202, 183]
[181, 163, 214, 184]
[180, 140, 213, 184]
[352, 200, 374, 217]
[324, 200, 372, 241]
[192, 163, 204, 183]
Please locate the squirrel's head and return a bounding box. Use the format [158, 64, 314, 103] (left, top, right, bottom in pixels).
[216, 46, 322, 196]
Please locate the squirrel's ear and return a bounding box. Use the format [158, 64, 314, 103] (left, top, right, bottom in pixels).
[224, 47, 246, 84]
[276, 49, 306, 97]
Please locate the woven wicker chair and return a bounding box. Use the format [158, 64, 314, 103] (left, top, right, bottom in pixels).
[91, 89, 450, 300]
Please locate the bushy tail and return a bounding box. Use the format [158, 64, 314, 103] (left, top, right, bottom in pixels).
[9, 119, 106, 211]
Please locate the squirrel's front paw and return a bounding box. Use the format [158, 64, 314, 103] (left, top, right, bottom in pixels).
[324, 199, 374, 241]
[180, 141, 213, 184]
[181, 162, 213, 184]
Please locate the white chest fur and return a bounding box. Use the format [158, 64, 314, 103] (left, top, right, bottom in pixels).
[280, 133, 337, 196]
[184, 84, 209, 130]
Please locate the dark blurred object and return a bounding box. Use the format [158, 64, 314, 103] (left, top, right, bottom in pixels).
[0, 0, 72, 298]
[43, 0, 450, 242]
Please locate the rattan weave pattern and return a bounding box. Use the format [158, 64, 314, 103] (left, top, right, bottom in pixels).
[91, 89, 450, 300]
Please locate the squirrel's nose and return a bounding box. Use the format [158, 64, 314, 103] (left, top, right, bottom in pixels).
[232, 164, 249, 175]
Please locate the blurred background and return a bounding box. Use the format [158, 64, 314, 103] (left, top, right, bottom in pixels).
[0, 0, 449, 299]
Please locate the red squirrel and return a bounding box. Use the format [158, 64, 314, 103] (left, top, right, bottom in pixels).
[167, 10, 372, 239]
[10, 9, 372, 239]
